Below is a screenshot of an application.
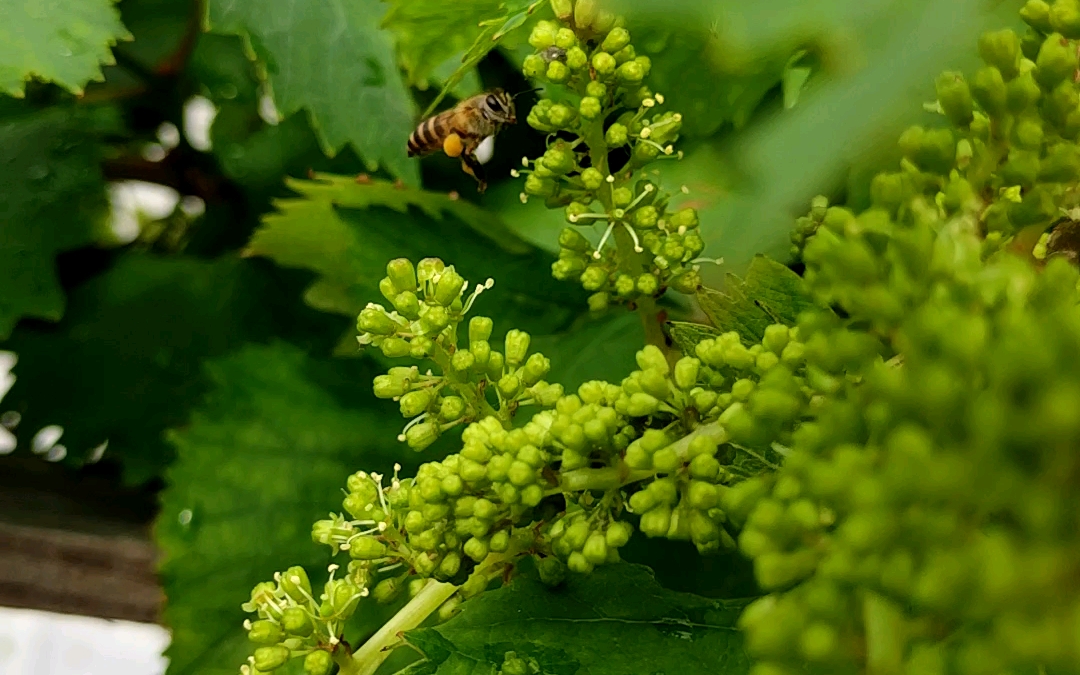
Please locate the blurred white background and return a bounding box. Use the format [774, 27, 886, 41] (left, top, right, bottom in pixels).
[0, 607, 168, 675]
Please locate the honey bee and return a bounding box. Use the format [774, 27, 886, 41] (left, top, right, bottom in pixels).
[406, 89, 517, 193]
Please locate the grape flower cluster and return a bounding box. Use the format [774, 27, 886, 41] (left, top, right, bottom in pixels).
[517, 0, 715, 312]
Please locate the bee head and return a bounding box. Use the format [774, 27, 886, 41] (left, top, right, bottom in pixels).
[484, 89, 516, 125]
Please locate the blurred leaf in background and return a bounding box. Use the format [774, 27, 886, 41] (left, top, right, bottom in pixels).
[0, 102, 117, 337]
[157, 342, 406, 675]
[0, 0, 130, 96]
[205, 0, 420, 183]
[1, 255, 344, 483]
[608, 0, 1023, 280]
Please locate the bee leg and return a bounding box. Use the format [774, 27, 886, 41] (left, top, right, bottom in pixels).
[460, 153, 488, 193]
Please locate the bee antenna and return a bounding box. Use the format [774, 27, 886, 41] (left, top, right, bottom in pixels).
[514, 88, 543, 99]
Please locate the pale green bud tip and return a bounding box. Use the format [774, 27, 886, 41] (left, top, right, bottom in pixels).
[405, 421, 439, 450]
[247, 620, 282, 645]
[304, 651, 334, 675]
[504, 329, 531, 366]
[416, 257, 446, 283]
[253, 646, 290, 672]
[469, 315, 494, 343]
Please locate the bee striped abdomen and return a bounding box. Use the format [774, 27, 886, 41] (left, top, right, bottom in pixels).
[407, 114, 453, 157]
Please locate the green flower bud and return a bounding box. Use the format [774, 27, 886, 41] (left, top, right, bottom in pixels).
[523, 352, 551, 385]
[281, 566, 311, 602]
[1052, 0, 1080, 39]
[525, 173, 557, 197]
[670, 269, 702, 294]
[614, 274, 637, 297]
[637, 344, 668, 373]
[1014, 117, 1044, 149]
[1008, 71, 1042, 112]
[935, 71, 974, 126]
[416, 258, 445, 284]
[546, 60, 570, 83]
[387, 258, 417, 292]
[542, 144, 576, 174]
[529, 20, 557, 50]
[978, 29, 1021, 78]
[470, 340, 492, 366]
[689, 453, 721, 482]
[418, 304, 450, 334]
[547, 103, 576, 128]
[674, 357, 700, 390]
[281, 606, 313, 637]
[254, 645, 291, 672]
[1022, 0, 1053, 32]
[972, 66, 1006, 115]
[633, 205, 659, 228]
[669, 207, 699, 229]
[504, 329, 531, 367]
[248, 619, 283, 645]
[636, 273, 659, 296]
[602, 27, 631, 53]
[406, 422, 439, 451]
[626, 392, 660, 416]
[449, 350, 475, 374]
[523, 53, 547, 78]
[554, 27, 577, 49]
[688, 481, 720, 510]
[580, 167, 604, 190]
[581, 87, 606, 109]
[373, 374, 408, 399]
[565, 201, 591, 224]
[549, 0, 572, 20]
[605, 122, 628, 147]
[349, 535, 388, 560]
[368, 578, 400, 606]
[563, 46, 587, 71]
[616, 61, 644, 85]
[441, 473, 464, 497]
[437, 551, 462, 580]
[579, 95, 602, 120]
[462, 318, 490, 345]
[358, 307, 397, 336]
[612, 186, 633, 207]
[592, 51, 617, 76]
[613, 44, 636, 64]
[652, 447, 680, 473]
[639, 505, 672, 537]
[498, 373, 523, 399]
[537, 555, 567, 586]
[433, 268, 466, 305]
[436, 397, 464, 423]
[583, 532, 609, 564]
[1036, 33, 1077, 89]
[487, 351, 505, 379]
[580, 265, 609, 291]
[400, 389, 433, 417]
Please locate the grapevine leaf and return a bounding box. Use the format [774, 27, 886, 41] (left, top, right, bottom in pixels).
[0, 0, 130, 96]
[205, 0, 419, 184]
[612, 0, 1021, 283]
[741, 255, 816, 326]
[0, 254, 343, 484]
[697, 255, 813, 343]
[420, 0, 542, 118]
[402, 561, 752, 675]
[697, 283, 771, 346]
[0, 103, 114, 339]
[666, 321, 720, 355]
[533, 312, 645, 392]
[381, 0, 501, 89]
[157, 343, 406, 675]
[244, 173, 583, 341]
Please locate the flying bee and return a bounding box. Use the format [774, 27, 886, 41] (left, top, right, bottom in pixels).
[406, 89, 517, 193]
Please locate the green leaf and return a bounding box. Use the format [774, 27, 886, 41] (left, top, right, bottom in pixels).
[244, 173, 582, 340]
[0, 103, 114, 338]
[533, 311, 645, 392]
[1, 254, 344, 483]
[610, 0, 1020, 284]
[403, 561, 752, 675]
[157, 342, 406, 675]
[667, 321, 720, 355]
[0, 0, 130, 96]
[381, 0, 502, 89]
[420, 0, 543, 118]
[205, 0, 419, 183]
[697, 255, 814, 343]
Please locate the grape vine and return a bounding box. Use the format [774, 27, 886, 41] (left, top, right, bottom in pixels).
[234, 2, 1080, 675]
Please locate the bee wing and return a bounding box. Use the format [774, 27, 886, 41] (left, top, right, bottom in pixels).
[475, 135, 495, 165]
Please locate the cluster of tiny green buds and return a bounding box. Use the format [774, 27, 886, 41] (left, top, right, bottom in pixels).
[238, 563, 357, 675]
[516, 3, 715, 310]
[362, 258, 563, 450]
